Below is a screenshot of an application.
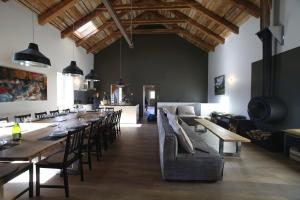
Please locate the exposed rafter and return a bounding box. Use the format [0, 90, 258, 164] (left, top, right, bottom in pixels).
[188, 0, 239, 34]
[169, 10, 225, 44]
[38, 0, 76, 25]
[226, 0, 260, 18]
[96, 1, 194, 11]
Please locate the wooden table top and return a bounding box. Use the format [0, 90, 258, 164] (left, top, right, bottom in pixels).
[0, 112, 106, 161]
[195, 118, 251, 143]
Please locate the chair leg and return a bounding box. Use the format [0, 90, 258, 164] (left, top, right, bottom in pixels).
[88, 147, 92, 170]
[36, 166, 40, 197]
[29, 164, 33, 198]
[79, 158, 84, 182]
[63, 168, 69, 198]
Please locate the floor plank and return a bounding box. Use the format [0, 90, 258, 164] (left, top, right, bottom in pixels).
[3, 124, 300, 200]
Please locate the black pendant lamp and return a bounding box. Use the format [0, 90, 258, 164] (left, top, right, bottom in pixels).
[85, 69, 100, 81]
[63, 61, 83, 76]
[62, 24, 84, 76]
[13, 14, 51, 68]
[117, 39, 126, 88]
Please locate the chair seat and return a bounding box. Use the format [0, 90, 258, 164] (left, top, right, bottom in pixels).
[36, 150, 76, 167]
[0, 164, 19, 180]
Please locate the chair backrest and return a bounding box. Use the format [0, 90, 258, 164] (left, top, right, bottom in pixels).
[63, 126, 86, 165]
[62, 109, 70, 114]
[35, 112, 48, 119]
[50, 110, 59, 116]
[0, 117, 9, 122]
[105, 107, 114, 112]
[14, 114, 31, 123]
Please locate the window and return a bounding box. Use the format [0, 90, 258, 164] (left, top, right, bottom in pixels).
[57, 72, 74, 110]
[150, 90, 155, 99]
[74, 21, 97, 38]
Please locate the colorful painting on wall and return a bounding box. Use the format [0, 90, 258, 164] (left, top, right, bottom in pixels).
[0, 66, 47, 102]
[215, 75, 225, 95]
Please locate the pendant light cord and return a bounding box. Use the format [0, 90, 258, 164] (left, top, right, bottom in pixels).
[120, 38, 122, 79]
[130, 0, 133, 42]
[72, 24, 75, 61]
[32, 13, 35, 43]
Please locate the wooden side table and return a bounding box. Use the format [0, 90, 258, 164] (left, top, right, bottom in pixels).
[283, 129, 300, 156]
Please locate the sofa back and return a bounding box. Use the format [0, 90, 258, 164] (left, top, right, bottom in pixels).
[157, 109, 178, 175]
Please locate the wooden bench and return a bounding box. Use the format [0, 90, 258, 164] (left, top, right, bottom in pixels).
[195, 118, 251, 156]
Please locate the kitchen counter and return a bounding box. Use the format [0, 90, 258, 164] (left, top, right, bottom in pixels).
[99, 104, 139, 124]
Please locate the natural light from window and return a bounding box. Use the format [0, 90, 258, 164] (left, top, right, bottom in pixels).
[74, 21, 97, 38]
[150, 90, 155, 99]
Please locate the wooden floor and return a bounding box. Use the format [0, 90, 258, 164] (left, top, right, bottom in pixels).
[4, 124, 300, 200]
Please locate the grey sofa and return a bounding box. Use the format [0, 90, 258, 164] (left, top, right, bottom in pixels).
[157, 108, 224, 181]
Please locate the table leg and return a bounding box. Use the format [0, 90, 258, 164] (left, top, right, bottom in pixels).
[0, 185, 3, 199]
[29, 164, 33, 198]
[236, 142, 242, 156]
[219, 139, 224, 156]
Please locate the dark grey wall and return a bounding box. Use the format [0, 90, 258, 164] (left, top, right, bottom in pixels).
[94, 34, 208, 115]
[251, 46, 300, 129]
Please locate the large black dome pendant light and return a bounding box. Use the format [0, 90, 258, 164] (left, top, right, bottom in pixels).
[117, 0, 133, 87]
[62, 25, 83, 76]
[85, 69, 100, 82]
[13, 13, 51, 68]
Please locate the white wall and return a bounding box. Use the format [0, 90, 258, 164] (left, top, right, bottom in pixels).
[208, 0, 300, 117]
[0, 1, 93, 119]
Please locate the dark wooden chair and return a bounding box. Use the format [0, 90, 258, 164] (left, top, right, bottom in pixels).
[35, 111, 48, 119]
[62, 109, 70, 114]
[0, 117, 9, 122]
[82, 119, 103, 170]
[96, 107, 104, 112]
[116, 110, 122, 135]
[0, 163, 33, 199]
[14, 114, 31, 123]
[36, 126, 86, 198]
[50, 110, 60, 116]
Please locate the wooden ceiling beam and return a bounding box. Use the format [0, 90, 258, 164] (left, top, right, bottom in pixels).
[77, 17, 185, 47]
[170, 10, 225, 44]
[97, 1, 193, 11]
[225, 0, 260, 18]
[38, 0, 76, 25]
[188, 0, 239, 34]
[88, 28, 180, 54]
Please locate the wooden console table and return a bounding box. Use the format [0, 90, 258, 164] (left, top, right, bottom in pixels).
[283, 129, 300, 156]
[194, 118, 251, 157]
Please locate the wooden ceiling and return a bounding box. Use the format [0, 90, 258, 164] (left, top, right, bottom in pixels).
[15, 0, 260, 54]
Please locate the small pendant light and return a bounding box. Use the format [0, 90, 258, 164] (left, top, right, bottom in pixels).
[85, 69, 100, 82]
[13, 13, 51, 68]
[62, 25, 84, 76]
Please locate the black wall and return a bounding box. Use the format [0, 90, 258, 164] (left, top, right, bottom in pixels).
[251, 46, 300, 130]
[94, 34, 208, 115]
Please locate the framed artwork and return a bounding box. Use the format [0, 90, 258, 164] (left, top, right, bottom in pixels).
[215, 75, 225, 95]
[0, 66, 47, 102]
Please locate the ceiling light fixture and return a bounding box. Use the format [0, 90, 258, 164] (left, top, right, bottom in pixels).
[85, 69, 100, 82]
[13, 13, 51, 68]
[63, 24, 84, 76]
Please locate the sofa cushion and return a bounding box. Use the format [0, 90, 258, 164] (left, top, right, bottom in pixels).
[169, 119, 194, 154]
[177, 106, 195, 116]
[163, 106, 177, 115]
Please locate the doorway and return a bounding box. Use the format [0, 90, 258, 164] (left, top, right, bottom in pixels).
[143, 85, 156, 117]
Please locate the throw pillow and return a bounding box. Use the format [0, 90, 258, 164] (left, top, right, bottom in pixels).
[177, 106, 196, 116]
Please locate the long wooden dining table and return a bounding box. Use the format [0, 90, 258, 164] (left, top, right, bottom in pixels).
[0, 111, 107, 198]
[0, 112, 106, 162]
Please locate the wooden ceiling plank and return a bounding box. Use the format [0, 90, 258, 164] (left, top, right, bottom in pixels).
[188, 0, 239, 34]
[97, 1, 193, 11]
[170, 10, 225, 44]
[226, 0, 260, 18]
[38, 0, 77, 25]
